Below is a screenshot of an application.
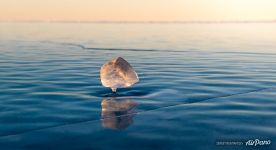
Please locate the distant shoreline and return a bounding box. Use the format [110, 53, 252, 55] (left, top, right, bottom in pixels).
[1, 20, 276, 24]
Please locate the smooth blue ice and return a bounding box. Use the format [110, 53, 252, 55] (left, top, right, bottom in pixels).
[0, 23, 276, 150]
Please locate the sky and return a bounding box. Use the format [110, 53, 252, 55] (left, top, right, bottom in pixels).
[1, 0, 276, 22]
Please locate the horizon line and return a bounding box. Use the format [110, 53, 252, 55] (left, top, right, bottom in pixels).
[1, 20, 276, 24]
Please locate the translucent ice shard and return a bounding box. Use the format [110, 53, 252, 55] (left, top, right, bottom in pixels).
[100, 57, 139, 92]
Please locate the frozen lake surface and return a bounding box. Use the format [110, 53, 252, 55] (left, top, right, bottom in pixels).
[0, 23, 276, 149]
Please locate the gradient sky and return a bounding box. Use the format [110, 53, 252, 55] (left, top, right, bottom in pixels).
[1, 0, 276, 21]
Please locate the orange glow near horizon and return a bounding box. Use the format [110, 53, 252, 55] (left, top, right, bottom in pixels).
[1, 0, 276, 22]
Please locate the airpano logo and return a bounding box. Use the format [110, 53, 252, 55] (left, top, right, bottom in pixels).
[245, 139, 271, 147]
[216, 139, 272, 147]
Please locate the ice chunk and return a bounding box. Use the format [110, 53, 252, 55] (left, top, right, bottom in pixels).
[100, 57, 139, 92]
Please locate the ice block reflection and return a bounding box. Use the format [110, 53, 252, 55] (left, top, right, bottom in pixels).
[101, 97, 137, 129]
